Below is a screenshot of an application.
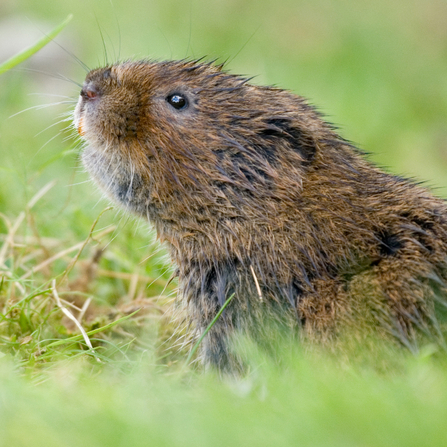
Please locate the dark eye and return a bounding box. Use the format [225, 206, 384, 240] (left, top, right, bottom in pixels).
[166, 93, 188, 110]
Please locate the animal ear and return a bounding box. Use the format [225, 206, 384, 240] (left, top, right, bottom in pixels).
[258, 118, 316, 164]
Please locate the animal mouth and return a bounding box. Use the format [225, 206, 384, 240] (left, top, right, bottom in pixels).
[77, 115, 85, 136]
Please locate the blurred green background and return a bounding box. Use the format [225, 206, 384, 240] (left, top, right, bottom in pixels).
[1, 1, 447, 445]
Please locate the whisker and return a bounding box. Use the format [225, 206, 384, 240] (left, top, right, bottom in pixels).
[226, 24, 262, 67]
[8, 101, 71, 119]
[38, 130, 63, 151]
[55, 72, 83, 88]
[28, 92, 76, 100]
[67, 179, 93, 187]
[62, 134, 79, 144]
[109, 0, 122, 61]
[28, 18, 91, 73]
[34, 116, 73, 137]
[10, 67, 82, 88]
[184, 0, 193, 58]
[94, 14, 109, 66]
[103, 19, 118, 63]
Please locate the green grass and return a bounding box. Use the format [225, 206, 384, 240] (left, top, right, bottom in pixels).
[1, 342, 447, 446]
[0, 15, 72, 75]
[1, 0, 447, 444]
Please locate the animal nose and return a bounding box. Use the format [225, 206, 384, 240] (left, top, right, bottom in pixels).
[80, 82, 101, 100]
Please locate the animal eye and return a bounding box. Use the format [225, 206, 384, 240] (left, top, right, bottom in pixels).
[166, 93, 188, 110]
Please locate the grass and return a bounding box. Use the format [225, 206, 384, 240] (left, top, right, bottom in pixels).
[1, 339, 447, 446]
[1, 0, 447, 444]
[0, 15, 72, 74]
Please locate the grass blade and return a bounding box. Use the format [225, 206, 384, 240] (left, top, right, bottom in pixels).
[186, 293, 235, 364]
[0, 14, 73, 75]
[43, 309, 140, 348]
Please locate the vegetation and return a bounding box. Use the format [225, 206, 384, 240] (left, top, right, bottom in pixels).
[1, 0, 447, 444]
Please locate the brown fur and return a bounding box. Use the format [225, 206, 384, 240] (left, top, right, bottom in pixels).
[74, 60, 447, 371]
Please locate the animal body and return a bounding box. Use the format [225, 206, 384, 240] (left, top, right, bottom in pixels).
[74, 60, 447, 371]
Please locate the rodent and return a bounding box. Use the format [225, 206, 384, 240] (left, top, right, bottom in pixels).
[74, 59, 447, 371]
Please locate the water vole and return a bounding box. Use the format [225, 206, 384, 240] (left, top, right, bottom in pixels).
[74, 60, 447, 370]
